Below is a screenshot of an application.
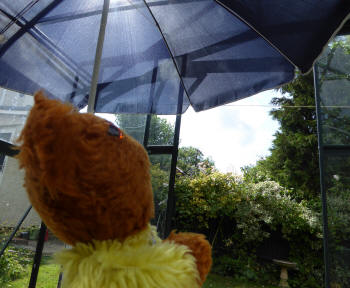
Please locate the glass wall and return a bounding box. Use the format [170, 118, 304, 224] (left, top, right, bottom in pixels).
[0, 88, 63, 287]
[0, 88, 40, 227]
[315, 35, 350, 288]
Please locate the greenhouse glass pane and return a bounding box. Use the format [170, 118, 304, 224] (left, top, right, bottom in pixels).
[113, 114, 147, 144]
[324, 151, 350, 287]
[0, 88, 33, 143]
[148, 115, 175, 146]
[149, 154, 171, 236]
[317, 36, 350, 146]
[0, 149, 45, 287]
[316, 35, 350, 287]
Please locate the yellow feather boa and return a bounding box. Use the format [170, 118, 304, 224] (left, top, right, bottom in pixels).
[54, 225, 200, 288]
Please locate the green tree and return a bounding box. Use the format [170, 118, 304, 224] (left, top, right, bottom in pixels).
[177, 146, 215, 176]
[116, 115, 215, 173]
[261, 37, 350, 202]
[116, 114, 174, 170]
[115, 114, 174, 145]
[241, 163, 270, 184]
[148, 116, 174, 145]
[261, 72, 320, 201]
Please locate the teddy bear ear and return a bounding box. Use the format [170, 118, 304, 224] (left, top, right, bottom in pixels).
[33, 90, 47, 104]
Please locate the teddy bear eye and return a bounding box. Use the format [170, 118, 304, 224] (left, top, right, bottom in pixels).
[108, 124, 123, 139]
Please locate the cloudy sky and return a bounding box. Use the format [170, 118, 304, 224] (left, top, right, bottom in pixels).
[176, 90, 281, 173]
[98, 89, 282, 174]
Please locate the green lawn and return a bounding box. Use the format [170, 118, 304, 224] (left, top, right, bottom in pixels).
[203, 274, 278, 288]
[8, 256, 60, 288]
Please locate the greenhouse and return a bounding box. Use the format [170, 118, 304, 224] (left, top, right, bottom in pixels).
[0, 1, 349, 287]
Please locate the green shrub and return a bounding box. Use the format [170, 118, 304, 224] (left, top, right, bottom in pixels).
[0, 248, 27, 284]
[211, 251, 280, 286]
[175, 173, 321, 244]
[174, 172, 323, 287]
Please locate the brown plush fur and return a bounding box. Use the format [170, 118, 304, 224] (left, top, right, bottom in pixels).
[17, 91, 154, 245]
[18, 91, 212, 286]
[166, 231, 212, 285]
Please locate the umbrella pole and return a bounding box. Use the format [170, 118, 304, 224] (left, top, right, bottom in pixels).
[87, 0, 110, 113]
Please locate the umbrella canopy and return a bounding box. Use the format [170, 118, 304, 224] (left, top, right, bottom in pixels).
[0, 0, 349, 114]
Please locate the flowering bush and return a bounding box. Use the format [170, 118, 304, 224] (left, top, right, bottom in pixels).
[174, 172, 323, 287]
[175, 174, 321, 243]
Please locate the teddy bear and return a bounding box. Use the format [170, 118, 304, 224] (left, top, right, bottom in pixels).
[17, 91, 212, 288]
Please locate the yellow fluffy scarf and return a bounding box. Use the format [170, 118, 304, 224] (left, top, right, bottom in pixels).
[54, 226, 200, 288]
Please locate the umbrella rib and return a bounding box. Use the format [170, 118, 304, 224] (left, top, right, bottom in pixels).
[140, 0, 190, 111]
[0, 8, 91, 85]
[0, 0, 40, 34]
[214, 0, 297, 72]
[0, 0, 62, 57]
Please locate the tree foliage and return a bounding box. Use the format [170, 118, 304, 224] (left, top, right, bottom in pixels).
[116, 114, 174, 146]
[177, 146, 215, 176]
[259, 72, 320, 201]
[116, 114, 216, 174]
[260, 37, 350, 202]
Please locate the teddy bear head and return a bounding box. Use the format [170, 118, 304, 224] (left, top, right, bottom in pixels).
[18, 92, 154, 245]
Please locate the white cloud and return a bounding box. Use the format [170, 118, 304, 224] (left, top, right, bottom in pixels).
[179, 90, 280, 173]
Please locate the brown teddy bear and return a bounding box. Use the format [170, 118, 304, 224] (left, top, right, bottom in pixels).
[18, 91, 212, 288]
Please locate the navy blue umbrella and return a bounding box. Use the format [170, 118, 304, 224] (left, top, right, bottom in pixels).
[0, 0, 349, 114]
